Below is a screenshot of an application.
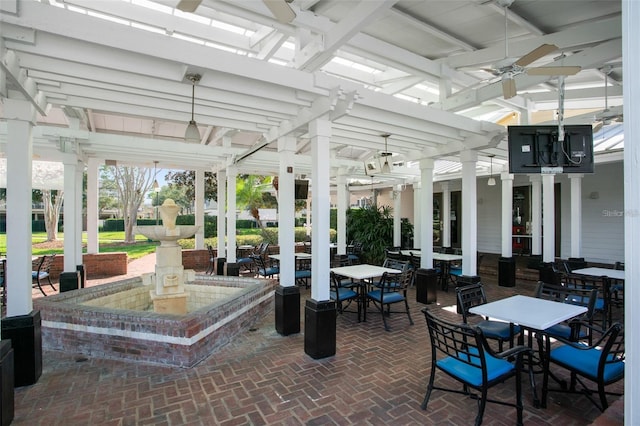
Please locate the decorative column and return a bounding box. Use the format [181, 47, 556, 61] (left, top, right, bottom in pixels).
[529, 175, 542, 256]
[568, 174, 583, 260]
[459, 150, 478, 279]
[441, 181, 451, 249]
[1, 97, 42, 389]
[226, 166, 238, 263]
[414, 159, 439, 304]
[216, 170, 226, 259]
[275, 136, 299, 336]
[393, 185, 402, 248]
[304, 118, 336, 359]
[194, 168, 205, 250]
[336, 173, 348, 255]
[499, 169, 516, 287]
[542, 174, 555, 263]
[412, 181, 421, 249]
[86, 157, 100, 254]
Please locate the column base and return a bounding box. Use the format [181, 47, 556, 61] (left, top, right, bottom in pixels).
[304, 299, 336, 359]
[59, 271, 80, 292]
[0, 340, 14, 426]
[415, 268, 439, 304]
[1, 311, 42, 387]
[498, 257, 516, 287]
[275, 285, 300, 336]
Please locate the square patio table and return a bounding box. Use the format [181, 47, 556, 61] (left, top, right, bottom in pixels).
[572, 267, 625, 281]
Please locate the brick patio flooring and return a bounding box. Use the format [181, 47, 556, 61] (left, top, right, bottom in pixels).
[9, 254, 623, 425]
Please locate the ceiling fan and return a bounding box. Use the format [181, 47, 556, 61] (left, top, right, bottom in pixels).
[592, 67, 623, 132]
[176, 0, 296, 23]
[485, 0, 581, 99]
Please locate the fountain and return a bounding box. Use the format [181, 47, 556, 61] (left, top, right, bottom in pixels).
[134, 199, 199, 315]
[33, 199, 277, 367]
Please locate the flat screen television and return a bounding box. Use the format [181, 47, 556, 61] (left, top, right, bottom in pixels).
[294, 180, 309, 200]
[508, 124, 594, 174]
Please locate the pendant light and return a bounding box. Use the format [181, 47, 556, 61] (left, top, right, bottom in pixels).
[184, 73, 201, 143]
[487, 154, 496, 186]
[381, 133, 391, 174]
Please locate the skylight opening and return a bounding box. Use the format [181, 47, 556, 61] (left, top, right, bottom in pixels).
[205, 41, 246, 55]
[47, 0, 65, 8]
[131, 22, 166, 35]
[66, 4, 87, 14]
[174, 9, 211, 25]
[131, 0, 173, 15]
[172, 33, 206, 45]
[87, 10, 130, 25]
[211, 20, 249, 36]
[282, 41, 296, 50]
[268, 58, 289, 66]
[394, 93, 421, 104]
[415, 84, 439, 96]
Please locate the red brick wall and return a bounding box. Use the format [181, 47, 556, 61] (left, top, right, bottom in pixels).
[181, 249, 210, 272]
[49, 252, 128, 279]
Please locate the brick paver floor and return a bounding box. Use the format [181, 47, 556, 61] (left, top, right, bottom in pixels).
[10, 254, 623, 425]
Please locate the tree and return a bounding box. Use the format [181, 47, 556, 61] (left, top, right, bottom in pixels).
[149, 185, 190, 212]
[236, 175, 277, 229]
[42, 189, 64, 241]
[105, 166, 154, 243]
[164, 170, 217, 201]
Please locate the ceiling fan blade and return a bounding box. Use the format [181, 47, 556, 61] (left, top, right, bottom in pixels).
[264, 0, 296, 23]
[177, 0, 202, 13]
[514, 43, 558, 67]
[592, 121, 604, 133]
[527, 66, 581, 76]
[502, 77, 517, 99]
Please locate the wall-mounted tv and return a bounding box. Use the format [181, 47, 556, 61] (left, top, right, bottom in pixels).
[295, 180, 309, 200]
[508, 124, 594, 174]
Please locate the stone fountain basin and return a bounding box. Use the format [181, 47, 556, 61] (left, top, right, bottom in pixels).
[134, 225, 200, 242]
[34, 274, 277, 367]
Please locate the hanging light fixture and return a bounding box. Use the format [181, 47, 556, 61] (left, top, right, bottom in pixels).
[381, 133, 392, 174]
[184, 73, 201, 143]
[487, 154, 496, 186]
[153, 161, 161, 224]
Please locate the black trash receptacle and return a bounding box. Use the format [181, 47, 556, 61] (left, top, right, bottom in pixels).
[415, 268, 438, 304]
[76, 264, 86, 288]
[59, 271, 80, 292]
[214, 257, 226, 275]
[224, 262, 240, 276]
[498, 257, 516, 287]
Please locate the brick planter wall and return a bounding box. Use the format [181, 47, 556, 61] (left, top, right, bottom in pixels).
[48, 252, 128, 280]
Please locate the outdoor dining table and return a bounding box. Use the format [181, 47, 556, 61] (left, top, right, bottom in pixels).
[330, 264, 402, 322]
[571, 267, 624, 327]
[572, 267, 625, 281]
[269, 253, 312, 261]
[469, 294, 588, 407]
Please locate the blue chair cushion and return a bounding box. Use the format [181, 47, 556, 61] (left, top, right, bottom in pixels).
[477, 320, 521, 340]
[550, 344, 624, 383]
[259, 267, 279, 276]
[330, 287, 357, 301]
[437, 348, 514, 387]
[33, 271, 48, 279]
[237, 257, 253, 264]
[449, 269, 463, 277]
[367, 289, 404, 304]
[295, 270, 311, 279]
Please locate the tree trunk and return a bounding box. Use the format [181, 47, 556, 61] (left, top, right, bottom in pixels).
[43, 189, 64, 241]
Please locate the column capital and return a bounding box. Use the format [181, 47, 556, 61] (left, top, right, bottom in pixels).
[459, 149, 478, 163]
[568, 173, 584, 180]
[419, 158, 434, 170]
[528, 174, 542, 183]
[4, 97, 37, 124]
[500, 171, 514, 181]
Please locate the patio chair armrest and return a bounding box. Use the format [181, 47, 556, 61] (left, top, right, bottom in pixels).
[494, 344, 532, 360]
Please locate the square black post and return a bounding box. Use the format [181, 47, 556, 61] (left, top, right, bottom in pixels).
[304, 299, 336, 359]
[415, 268, 438, 304]
[223, 262, 240, 276]
[539, 262, 561, 285]
[1, 311, 42, 387]
[498, 257, 516, 287]
[76, 264, 86, 288]
[214, 257, 226, 275]
[0, 340, 14, 426]
[275, 285, 300, 336]
[59, 271, 80, 293]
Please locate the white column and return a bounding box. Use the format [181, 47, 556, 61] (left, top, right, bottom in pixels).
[306, 197, 311, 237]
[194, 168, 205, 250]
[226, 167, 237, 263]
[501, 170, 514, 257]
[216, 170, 226, 258]
[5, 98, 35, 318]
[309, 119, 331, 302]
[86, 157, 100, 254]
[441, 181, 451, 248]
[419, 159, 434, 269]
[623, 1, 639, 421]
[542, 174, 555, 263]
[460, 150, 478, 275]
[336, 173, 347, 255]
[412, 181, 422, 249]
[278, 136, 297, 287]
[62, 154, 81, 272]
[75, 162, 84, 266]
[569, 174, 583, 258]
[530, 175, 542, 255]
[393, 185, 402, 248]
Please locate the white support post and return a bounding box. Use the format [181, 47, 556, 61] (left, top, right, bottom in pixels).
[62, 155, 80, 272]
[412, 181, 422, 249]
[75, 163, 83, 266]
[216, 170, 226, 258]
[86, 157, 100, 254]
[441, 182, 451, 248]
[194, 168, 205, 250]
[336, 173, 347, 255]
[569, 174, 583, 259]
[393, 185, 402, 248]
[226, 167, 237, 263]
[501, 170, 514, 257]
[4, 98, 36, 318]
[460, 150, 478, 276]
[419, 159, 434, 269]
[278, 136, 297, 288]
[542, 174, 555, 263]
[530, 175, 542, 255]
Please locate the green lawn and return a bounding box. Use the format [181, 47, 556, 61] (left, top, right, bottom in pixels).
[0, 232, 158, 260]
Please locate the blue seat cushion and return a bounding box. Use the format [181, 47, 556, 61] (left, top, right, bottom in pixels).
[366, 289, 404, 304]
[33, 271, 48, 279]
[437, 348, 514, 387]
[295, 270, 311, 279]
[237, 257, 253, 264]
[330, 287, 358, 301]
[449, 269, 463, 277]
[550, 344, 624, 383]
[259, 267, 279, 276]
[545, 323, 588, 341]
[477, 320, 521, 340]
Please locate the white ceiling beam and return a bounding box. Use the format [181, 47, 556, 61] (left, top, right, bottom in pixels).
[0, 47, 48, 115]
[380, 76, 425, 95]
[295, 0, 398, 71]
[256, 31, 289, 61]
